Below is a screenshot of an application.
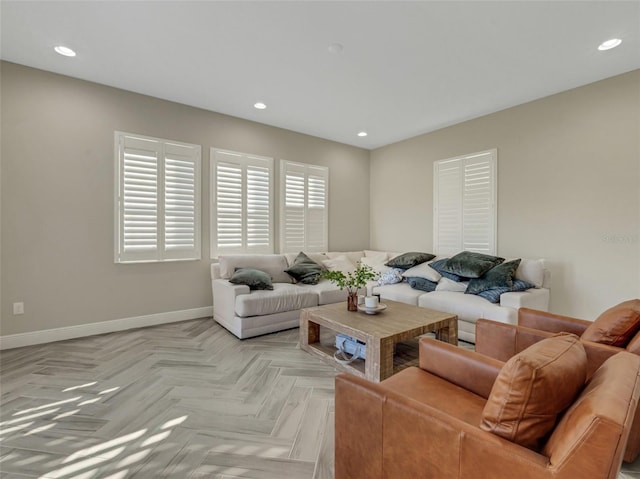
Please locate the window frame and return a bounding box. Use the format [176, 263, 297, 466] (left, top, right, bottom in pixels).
[114, 131, 202, 264]
[279, 160, 329, 254]
[433, 149, 497, 256]
[210, 148, 275, 258]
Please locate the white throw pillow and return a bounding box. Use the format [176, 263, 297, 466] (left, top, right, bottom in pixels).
[401, 261, 442, 282]
[514, 259, 545, 289]
[360, 255, 392, 275]
[436, 278, 469, 292]
[322, 255, 356, 275]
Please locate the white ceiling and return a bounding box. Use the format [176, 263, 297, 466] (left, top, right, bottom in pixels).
[2, 1, 639, 149]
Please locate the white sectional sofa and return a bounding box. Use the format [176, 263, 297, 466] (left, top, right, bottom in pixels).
[210, 250, 550, 342]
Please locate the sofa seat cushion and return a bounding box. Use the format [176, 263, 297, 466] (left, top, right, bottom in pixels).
[235, 283, 318, 318]
[418, 291, 516, 324]
[382, 367, 486, 427]
[373, 282, 425, 306]
[481, 334, 587, 449]
[301, 280, 348, 305]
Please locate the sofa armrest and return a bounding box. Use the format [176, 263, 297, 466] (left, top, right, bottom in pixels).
[500, 288, 550, 312]
[336, 371, 551, 479]
[335, 374, 384, 479]
[212, 278, 250, 322]
[419, 337, 503, 399]
[518, 308, 589, 335]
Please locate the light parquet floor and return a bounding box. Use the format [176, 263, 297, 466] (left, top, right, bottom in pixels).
[0, 318, 639, 479]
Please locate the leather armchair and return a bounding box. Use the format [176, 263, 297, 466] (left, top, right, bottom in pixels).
[335, 337, 640, 479]
[476, 304, 640, 463]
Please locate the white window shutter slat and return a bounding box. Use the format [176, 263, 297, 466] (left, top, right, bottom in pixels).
[210, 149, 274, 257]
[434, 160, 463, 256]
[280, 161, 328, 254]
[434, 149, 497, 256]
[164, 142, 201, 260]
[115, 132, 201, 263]
[463, 153, 495, 254]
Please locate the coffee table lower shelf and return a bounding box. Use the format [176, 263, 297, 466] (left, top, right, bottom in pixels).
[299, 300, 457, 383]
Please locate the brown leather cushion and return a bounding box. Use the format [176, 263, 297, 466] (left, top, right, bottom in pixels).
[480, 333, 587, 449]
[581, 299, 640, 347]
[627, 329, 640, 355]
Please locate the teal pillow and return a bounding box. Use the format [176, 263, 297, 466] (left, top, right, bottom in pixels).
[386, 252, 435, 269]
[466, 259, 521, 295]
[440, 251, 505, 279]
[284, 252, 324, 285]
[229, 268, 273, 290]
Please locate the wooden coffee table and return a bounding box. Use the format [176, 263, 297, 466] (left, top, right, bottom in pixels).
[300, 300, 457, 382]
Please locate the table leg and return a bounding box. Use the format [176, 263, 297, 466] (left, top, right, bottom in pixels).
[366, 337, 395, 382]
[300, 313, 320, 351]
[434, 318, 458, 346]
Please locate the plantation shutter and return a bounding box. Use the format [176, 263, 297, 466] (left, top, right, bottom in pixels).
[210, 148, 274, 257]
[115, 132, 201, 263]
[434, 149, 497, 256]
[280, 161, 329, 253]
[164, 142, 201, 260]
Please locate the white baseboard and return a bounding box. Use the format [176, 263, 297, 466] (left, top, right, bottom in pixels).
[0, 306, 214, 350]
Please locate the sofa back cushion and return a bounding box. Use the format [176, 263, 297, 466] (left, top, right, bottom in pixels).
[218, 254, 292, 283]
[481, 333, 587, 449]
[581, 299, 640, 347]
[514, 258, 546, 289]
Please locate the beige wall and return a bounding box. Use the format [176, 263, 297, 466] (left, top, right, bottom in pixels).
[0, 62, 370, 336]
[370, 70, 640, 318]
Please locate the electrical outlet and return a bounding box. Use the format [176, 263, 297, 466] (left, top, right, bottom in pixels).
[13, 302, 24, 315]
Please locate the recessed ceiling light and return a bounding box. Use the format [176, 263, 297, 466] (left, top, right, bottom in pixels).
[54, 45, 76, 57]
[598, 38, 622, 51]
[357, 131, 368, 137]
[254, 102, 267, 110]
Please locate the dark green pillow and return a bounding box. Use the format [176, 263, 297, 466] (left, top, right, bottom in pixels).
[386, 252, 435, 269]
[229, 268, 273, 290]
[466, 259, 521, 295]
[284, 252, 324, 285]
[440, 251, 505, 279]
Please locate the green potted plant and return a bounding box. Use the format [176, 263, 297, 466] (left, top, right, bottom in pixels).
[322, 262, 378, 311]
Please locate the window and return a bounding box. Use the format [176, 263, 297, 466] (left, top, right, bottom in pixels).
[280, 160, 329, 253]
[433, 149, 497, 256]
[210, 148, 274, 257]
[115, 132, 201, 263]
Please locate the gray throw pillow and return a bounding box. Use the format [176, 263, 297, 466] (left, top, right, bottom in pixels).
[284, 252, 324, 285]
[229, 268, 273, 290]
[406, 277, 438, 292]
[385, 252, 435, 269]
[466, 259, 521, 295]
[440, 251, 505, 279]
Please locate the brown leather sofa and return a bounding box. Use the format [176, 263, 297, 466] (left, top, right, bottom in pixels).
[476, 302, 640, 463]
[335, 337, 640, 479]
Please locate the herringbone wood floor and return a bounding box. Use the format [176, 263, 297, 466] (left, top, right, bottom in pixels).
[1, 318, 639, 478]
